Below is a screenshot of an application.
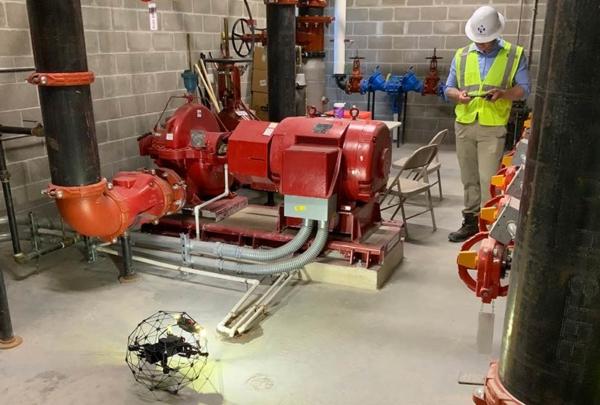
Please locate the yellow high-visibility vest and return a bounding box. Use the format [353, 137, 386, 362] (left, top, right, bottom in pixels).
[455, 41, 524, 126]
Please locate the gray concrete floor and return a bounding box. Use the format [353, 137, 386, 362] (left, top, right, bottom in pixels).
[0, 146, 506, 405]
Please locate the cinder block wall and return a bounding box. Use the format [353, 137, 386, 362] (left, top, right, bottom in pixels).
[0, 0, 545, 210]
[324, 0, 546, 143]
[0, 0, 263, 209]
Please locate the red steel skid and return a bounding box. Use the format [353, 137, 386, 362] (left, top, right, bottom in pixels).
[473, 362, 523, 405]
[46, 168, 186, 241]
[201, 221, 402, 269]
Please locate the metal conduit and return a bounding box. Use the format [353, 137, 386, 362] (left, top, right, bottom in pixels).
[127, 221, 329, 276]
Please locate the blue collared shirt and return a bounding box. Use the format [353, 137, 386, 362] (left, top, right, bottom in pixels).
[445, 39, 530, 98]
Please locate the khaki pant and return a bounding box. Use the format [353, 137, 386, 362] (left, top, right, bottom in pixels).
[455, 121, 506, 214]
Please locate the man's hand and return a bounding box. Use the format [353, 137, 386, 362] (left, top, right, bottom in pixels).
[486, 88, 506, 101]
[457, 90, 472, 104]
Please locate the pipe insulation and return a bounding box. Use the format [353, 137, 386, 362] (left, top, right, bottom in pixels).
[304, 59, 326, 111]
[333, 0, 347, 75]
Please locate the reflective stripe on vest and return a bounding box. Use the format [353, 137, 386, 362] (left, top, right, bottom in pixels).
[455, 41, 523, 126]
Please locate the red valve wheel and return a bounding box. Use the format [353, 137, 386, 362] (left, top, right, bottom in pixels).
[457, 232, 510, 303]
[231, 18, 255, 58]
[457, 232, 489, 293]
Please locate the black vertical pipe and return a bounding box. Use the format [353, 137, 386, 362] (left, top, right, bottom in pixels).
[266, 4, 296, 122]
[119, 234, 135, 279]
[0, 140, 21, 255]
[0, 269, 16, 343]
[498, 2, 600, 404]
[26, 0, 100, 186]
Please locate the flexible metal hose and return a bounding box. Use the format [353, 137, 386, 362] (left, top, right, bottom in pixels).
[191, 219, 314, 261]
[190, 221, 328, 275]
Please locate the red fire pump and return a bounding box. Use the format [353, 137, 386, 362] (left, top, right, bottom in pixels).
[139, 100, 230, 205]
[140, 103, 392, 242]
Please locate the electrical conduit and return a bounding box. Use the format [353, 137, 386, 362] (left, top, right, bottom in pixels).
[131, 221, 328, 276]
[191, 219, 314, 262]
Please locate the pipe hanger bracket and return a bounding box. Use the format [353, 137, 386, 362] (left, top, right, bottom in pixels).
[27, 71, 95, 87]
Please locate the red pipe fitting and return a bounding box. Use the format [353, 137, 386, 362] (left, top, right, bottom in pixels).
[473, 362, 523, 405]
[45, 168, 185, 241]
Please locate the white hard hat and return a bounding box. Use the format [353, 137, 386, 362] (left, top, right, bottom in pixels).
[465, 6, 505, 43]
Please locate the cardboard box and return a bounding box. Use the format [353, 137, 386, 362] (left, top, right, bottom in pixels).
[253, 46, 268, 71]
[252, 68, 268, 93]
[251, 91, 269, 121]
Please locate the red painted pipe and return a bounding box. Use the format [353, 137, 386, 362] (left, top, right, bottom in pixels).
[46, 168, 185, 241]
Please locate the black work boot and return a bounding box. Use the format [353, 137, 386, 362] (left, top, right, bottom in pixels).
[448, 213, 479, 243]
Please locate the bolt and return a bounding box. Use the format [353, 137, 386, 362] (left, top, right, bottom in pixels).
[56, 190, 64, 199]
[107, 182, 114, 190]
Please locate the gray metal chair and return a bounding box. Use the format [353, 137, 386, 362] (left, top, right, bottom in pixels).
[381, 144, 438, 235]
[392, 129, 449, 199]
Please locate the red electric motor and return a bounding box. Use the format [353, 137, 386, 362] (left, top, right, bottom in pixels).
[139, 101, 231, 204]
[228, 117, 392, 239]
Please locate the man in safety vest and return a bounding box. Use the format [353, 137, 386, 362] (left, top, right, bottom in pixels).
[445, 6, 530, 242]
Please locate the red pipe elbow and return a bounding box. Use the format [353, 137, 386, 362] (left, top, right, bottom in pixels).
[46, 168, 185, 241]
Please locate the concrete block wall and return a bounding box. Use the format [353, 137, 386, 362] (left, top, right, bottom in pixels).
[0, 0, 264, 210]
[324, 0, 546, 144]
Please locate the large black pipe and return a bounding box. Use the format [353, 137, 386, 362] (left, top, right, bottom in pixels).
[266, 4, 296, 122]
[0, 268, 19, 347]
[26, 0, 100, 187]
[498, 1, 600, 404]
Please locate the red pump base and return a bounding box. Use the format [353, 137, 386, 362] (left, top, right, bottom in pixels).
[473, 362, 523, 405]
[142, 204, 403, 269]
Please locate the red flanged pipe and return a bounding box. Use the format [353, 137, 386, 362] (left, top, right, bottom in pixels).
[45, 168, 185, 241]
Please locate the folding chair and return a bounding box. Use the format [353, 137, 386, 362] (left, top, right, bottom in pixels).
[392, 129, 449, 199]
[381, 144, 438, 236]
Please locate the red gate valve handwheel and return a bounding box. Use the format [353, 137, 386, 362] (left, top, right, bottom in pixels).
[457, 232, 509, 304]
